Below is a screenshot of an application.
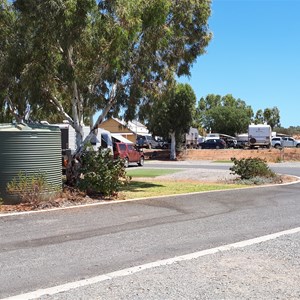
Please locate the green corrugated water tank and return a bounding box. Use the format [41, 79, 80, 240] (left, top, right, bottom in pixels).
[0, 123, 62, 204]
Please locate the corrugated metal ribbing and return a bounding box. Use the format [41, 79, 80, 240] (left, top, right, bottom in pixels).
[0, 124, 62, 204]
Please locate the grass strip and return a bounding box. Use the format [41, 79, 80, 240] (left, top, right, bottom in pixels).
[126, 168, 181, 178]
[120, 180, 242, 199]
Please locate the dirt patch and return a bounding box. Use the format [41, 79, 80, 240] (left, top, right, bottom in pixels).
[144, 148, 300, 162]
[0, 188, 113, 214]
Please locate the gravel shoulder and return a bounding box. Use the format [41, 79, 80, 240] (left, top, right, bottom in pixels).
[156, 168, 238, 183]
[144, 160, 300, 183]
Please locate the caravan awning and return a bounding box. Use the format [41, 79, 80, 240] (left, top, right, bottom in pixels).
[111, 134, 133, 144]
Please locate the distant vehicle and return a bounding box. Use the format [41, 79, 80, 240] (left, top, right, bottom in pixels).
[205, 133, 220, 140]
[205, 133, 237, 148]
[272, 137, 283, 148]
[272, 136, 300, 148]
[281, 137, 300, 148]
[198, 138, 226, 149]
[236, 133, 248, 149]
[136, 135, 160, 149]
[113, 142, 144, 167]
[248, 124, 272, 148]
[222, 137, 237, 148]
[156, 138, 170, 149]
[185, 127, 199, 148]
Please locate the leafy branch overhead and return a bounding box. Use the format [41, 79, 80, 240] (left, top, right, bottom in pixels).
[0, 0, 212, 146]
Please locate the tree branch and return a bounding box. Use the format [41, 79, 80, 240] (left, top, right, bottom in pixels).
[47, 93, 73, 125]
[92, 82, 118, 131]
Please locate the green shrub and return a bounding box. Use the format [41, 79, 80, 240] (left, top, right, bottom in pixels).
[6, 171, 59, 206]
[77, 148, 131, 197]
[230, 157, 276, 180]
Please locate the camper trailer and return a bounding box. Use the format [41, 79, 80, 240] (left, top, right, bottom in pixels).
[41, 122, 113, 173]
[57, 123, 113, 153]
[248, 124, 272, 149]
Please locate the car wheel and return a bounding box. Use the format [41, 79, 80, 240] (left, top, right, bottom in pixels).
[198, 145, 202, 149]
[124, 157, 129, 168]
[138, 156, 144, 166]
[296, 144, 300, 148]
[216, 145, 220, 149]
[274, 144, 280, 149]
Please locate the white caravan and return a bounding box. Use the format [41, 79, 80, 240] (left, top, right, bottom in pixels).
[248, 124, 272, 148]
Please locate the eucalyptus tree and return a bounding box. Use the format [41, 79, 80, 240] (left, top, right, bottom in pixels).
[0, 0, 212, 150]
[263, 107, 280, 129]
[253, 107, 281, 129]
[254, 109, 264, 124]
[146, 82, 197, 160]
[197, 94, 253, 135]
[0, 0, 16, 122]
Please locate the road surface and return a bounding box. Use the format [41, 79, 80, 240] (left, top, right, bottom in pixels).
[0, 162, 299, 299]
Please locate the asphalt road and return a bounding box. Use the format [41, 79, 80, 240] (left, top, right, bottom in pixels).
[0, 162, 300, 299]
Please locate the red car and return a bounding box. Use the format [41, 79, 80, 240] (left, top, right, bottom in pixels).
[113, 142, 144, 167]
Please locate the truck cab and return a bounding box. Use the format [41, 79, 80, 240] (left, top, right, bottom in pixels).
[281, 137, 300, 148]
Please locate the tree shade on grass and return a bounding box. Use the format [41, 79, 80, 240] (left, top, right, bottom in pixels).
[120, 180, 243, 199]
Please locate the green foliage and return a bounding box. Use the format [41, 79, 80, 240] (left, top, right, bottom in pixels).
[274, 125, 300, 136]
[78, 148, 131, 197]
[230, 157, 276, 180]
[197, 94, 282, 135]
[197, 94, 253, 135]
[254, 107, 281, 129]
[145, 82, 196, 138]
[144, 82, 196, 159]
[6, 171, 59, 206]
[0, 0, 212, 134]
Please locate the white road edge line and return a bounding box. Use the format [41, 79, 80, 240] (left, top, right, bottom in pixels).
[2, 226, 300, 300]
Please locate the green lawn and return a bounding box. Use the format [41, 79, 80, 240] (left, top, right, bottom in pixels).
[121, 168, 243, 199]
[126, 168, 181, 178]
[120, 180, 243, 199]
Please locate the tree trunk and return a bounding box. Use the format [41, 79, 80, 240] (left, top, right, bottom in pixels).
[170, 132, 176, 160]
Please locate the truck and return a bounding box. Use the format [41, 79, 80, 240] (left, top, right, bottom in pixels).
[274, 136, 300, 148]
[281, 137, 300, 147]
[248, 124, 272, 149]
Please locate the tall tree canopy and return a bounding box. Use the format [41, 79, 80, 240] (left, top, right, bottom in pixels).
[145, 82, 196, 159]
[197, 94, 253, 136]
[262, 107, 281, 129]
[0, 0, 212, 148]
[0, 0, 15, 122]
[253, 106, 281, 129]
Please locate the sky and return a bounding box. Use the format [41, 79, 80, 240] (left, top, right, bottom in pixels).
[179, 0, 300, 128]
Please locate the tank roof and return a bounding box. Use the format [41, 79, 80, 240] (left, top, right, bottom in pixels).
[0, 123, 60, 132]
